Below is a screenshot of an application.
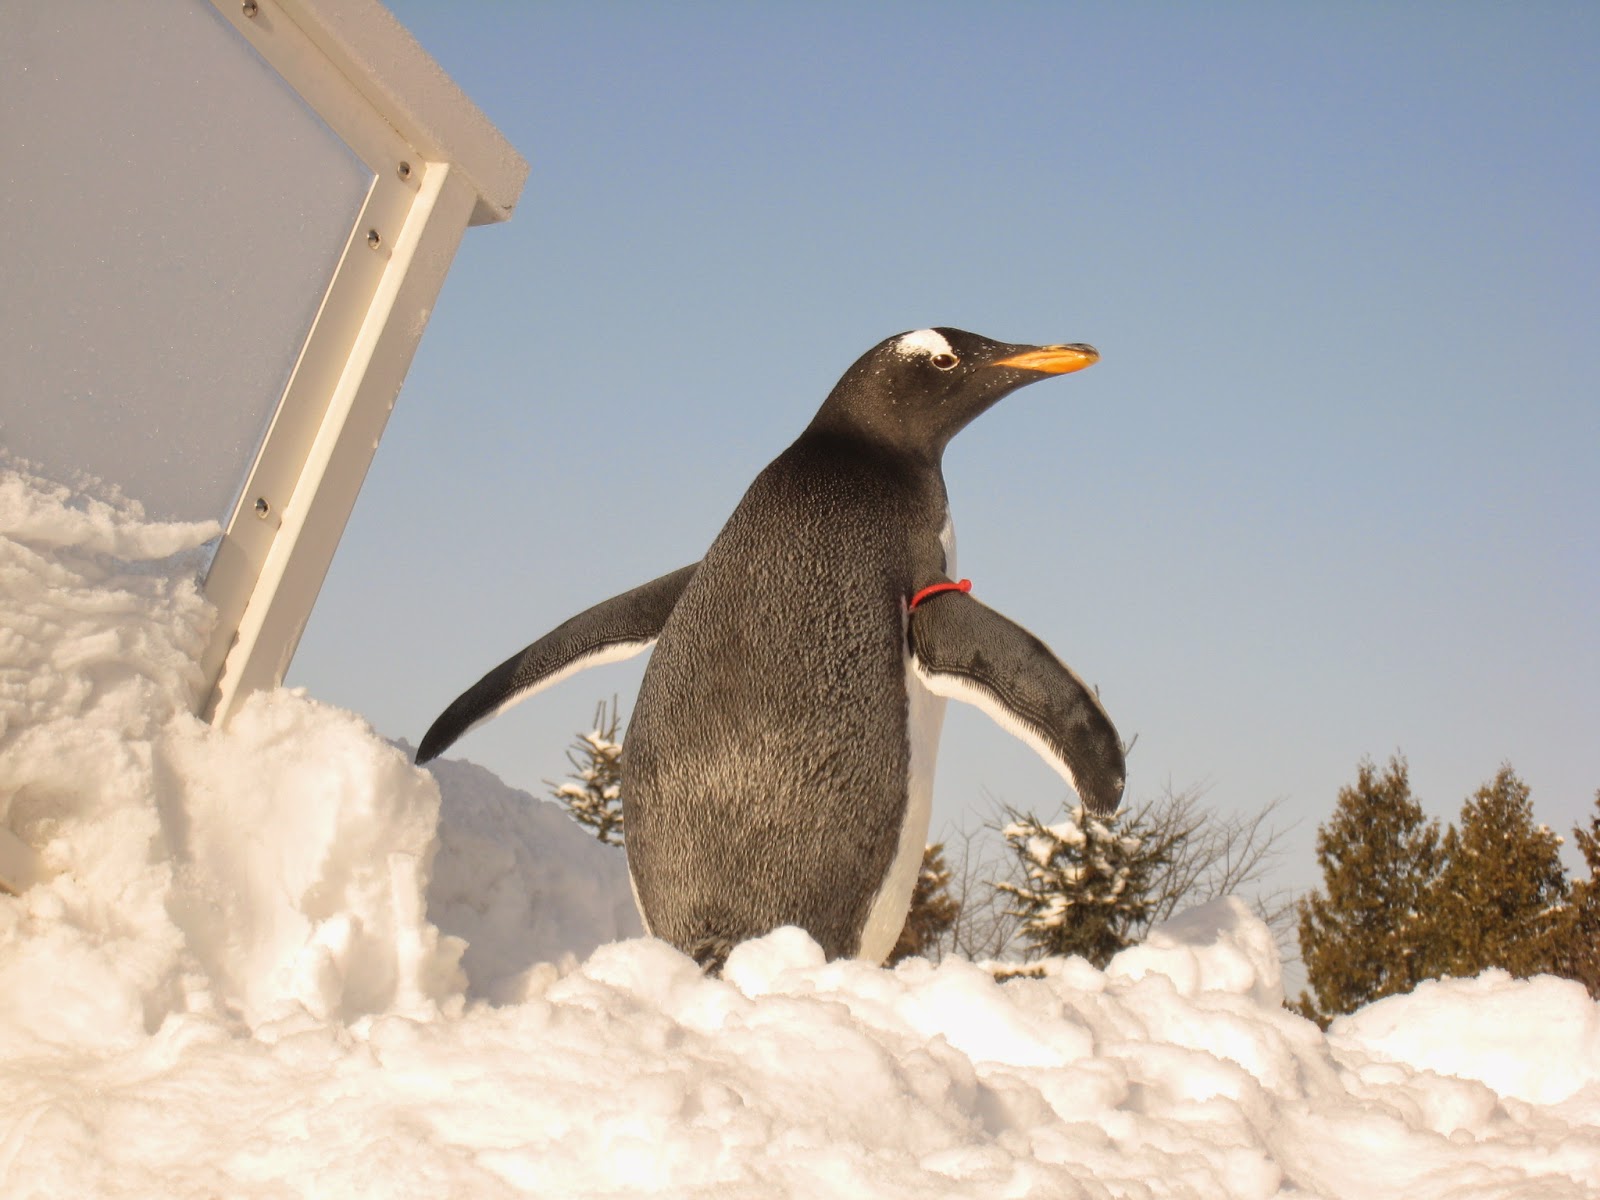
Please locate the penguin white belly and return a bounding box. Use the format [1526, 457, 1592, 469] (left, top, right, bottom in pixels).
[856, 666, 945, 962]
[856, 514, 956, 963]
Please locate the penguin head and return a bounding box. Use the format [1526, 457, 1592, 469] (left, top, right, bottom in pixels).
[808, 327, 1099, 458]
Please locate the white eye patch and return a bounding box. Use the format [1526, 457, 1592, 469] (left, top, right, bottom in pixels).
[894, 328, 954, 359]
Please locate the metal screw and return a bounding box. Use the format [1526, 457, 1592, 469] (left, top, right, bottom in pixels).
[367, 229, 381, 249]
[242, 0, 258, 17]
[254, 497, 270, 519]
[397, 161, 412, 181]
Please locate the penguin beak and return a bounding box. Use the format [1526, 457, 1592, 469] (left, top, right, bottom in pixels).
[990, 344, 1099, 374]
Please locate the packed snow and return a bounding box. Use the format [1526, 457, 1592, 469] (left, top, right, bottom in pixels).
[2, 461, 1597, 1199]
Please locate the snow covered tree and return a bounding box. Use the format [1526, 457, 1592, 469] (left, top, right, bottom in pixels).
[1426, 767, 1569, 981]
[996, 803, 1170, 967]
[888, 844, 960, 964]
[1553, 791, 1600, 999]
[548, 699, 624, 846]
[938, 782, 1290, 966]
[1296, 756, 1443, 1025]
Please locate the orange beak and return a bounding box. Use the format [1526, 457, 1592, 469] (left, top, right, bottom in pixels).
[991, 343, 1100, 374]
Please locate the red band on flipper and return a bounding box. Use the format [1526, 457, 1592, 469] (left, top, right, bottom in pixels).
[909, 578, 973, 610]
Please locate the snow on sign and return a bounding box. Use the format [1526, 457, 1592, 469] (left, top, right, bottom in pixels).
[0, 0, 527, 727]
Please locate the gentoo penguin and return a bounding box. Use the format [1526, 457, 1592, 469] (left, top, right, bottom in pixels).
[417, 328, 1125, 970]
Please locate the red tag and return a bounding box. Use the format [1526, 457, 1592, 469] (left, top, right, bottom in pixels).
[909, 578, 973, 610]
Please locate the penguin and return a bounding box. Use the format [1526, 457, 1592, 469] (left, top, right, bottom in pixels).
[417, 328, 1125, 971]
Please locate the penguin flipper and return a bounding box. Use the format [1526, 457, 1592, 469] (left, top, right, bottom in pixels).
[415, 563, 698, 764]
[908, 590, 1126, 815]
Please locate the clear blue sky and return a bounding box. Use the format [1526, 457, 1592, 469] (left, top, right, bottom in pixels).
[290, 2, 1599, 893]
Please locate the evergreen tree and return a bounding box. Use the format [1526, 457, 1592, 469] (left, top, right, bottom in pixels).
[1425, 766, 1568, 980]
[549, 700, 624, 846]
[1295, 756, 1443, 1025]
[888, 844, 960, 964]
[1554, 791, 1600, 998]
[996, 803, 1169, 967]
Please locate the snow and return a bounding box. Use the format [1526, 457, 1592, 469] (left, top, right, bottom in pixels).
[1331, 970, 1600, 1107]
[3, 461, 1599, 1198]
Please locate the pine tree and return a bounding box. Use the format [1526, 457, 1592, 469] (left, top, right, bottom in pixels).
[1554, 791, 1600, 998]
[1296, 756, 1443, 1025]
[1424, 766, 1568, 980]
[549, 699, 625, 846]
[887, 844, 961, 964]
[996, 803, 1169, 967]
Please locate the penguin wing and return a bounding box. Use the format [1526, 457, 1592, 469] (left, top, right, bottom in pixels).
[908, 590, 1126, 815]
[415, 563, 698, 764]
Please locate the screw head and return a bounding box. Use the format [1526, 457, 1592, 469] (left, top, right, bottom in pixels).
[242, 0, 259, 17]
[254, 497, 270, 518]
[366, 229, 381, 249]
[397, 161, 412, 181]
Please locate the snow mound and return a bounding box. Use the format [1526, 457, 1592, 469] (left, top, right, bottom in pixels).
[1108, 893, 1285, 1008]
[0, 463, 629, 1044]
[1331, 969, 1600, 1106]
[0, 463, 462, 1041]
[425, 753, 643, 1003]
[3, 464, 1599, 1198]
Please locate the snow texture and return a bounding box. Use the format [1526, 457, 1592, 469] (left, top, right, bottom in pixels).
[3, 462, 1598, 1198]
[425, 753, 642, 1003]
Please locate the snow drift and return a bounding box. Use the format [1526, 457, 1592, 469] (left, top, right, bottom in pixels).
[1, 462, 1596, 1199]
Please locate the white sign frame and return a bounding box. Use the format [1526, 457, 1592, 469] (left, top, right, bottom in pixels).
[197, 0, 527, 723]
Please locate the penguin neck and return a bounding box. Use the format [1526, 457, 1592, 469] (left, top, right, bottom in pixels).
[800, 409, 949, 471]
[794, 421, 946, 479]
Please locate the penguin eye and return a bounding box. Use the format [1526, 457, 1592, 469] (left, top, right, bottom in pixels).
[930, 352, 959, 371]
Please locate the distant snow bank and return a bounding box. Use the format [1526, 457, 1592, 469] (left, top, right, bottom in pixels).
[2, 463, 1597, 1199]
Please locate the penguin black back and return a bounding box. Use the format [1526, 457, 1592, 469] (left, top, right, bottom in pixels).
[623, 428, 942, 965]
